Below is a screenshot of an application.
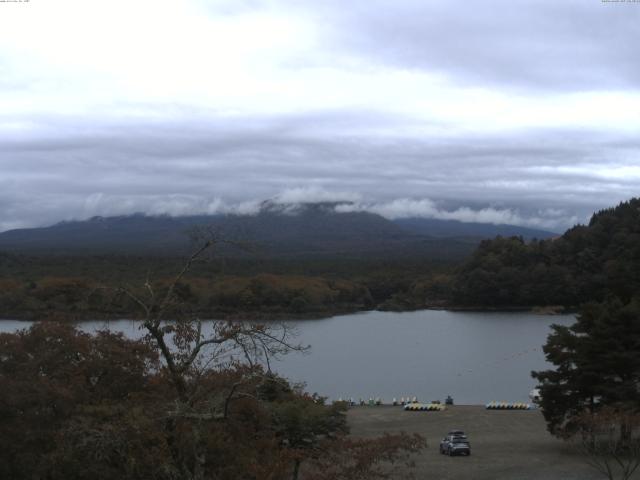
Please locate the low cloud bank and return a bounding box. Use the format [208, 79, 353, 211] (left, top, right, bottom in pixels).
[335, 198, 574, 231]
[0, 187, 576, 233]
[82, 193, 264, 219]
[80, 189, 573, 232]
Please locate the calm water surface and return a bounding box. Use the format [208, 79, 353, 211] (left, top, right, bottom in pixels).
[2, 310, 574, 405]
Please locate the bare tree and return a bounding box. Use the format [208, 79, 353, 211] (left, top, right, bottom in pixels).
[573, 407, 640, 480]
[117, 235, 307, 479]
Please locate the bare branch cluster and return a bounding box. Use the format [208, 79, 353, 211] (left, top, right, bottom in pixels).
[574, 407, 640, 480]
[117, 237, 307, 404]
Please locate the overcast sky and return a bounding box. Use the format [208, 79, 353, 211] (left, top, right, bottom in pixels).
[1, 0, 639, 233]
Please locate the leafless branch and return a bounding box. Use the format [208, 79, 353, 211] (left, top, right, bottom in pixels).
[574, 407, 640, 480]
[117, 286, 151, 318]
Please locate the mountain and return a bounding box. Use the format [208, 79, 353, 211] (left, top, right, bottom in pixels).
[0, 202, 554, 259]
[393, 217, 557, 240]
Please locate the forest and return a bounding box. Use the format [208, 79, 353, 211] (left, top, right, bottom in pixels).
[2, 198, 640, 320]
[0, 253, 453, 320]
[453, 198, 640, 309]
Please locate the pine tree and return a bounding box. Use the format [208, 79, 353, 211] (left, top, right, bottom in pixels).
[532, 297, 640, 436]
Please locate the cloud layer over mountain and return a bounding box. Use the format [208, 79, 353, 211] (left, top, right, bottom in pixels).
[0, 0, 638, 232]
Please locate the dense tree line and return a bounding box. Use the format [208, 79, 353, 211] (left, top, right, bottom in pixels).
[453, 198, 640, 307]
[0, 274, 375, 320]
[0, 254, 454, 320]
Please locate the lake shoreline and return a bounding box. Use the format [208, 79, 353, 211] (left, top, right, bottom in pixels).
[0, 310, 575, 404]
[0, 303, 574, 322]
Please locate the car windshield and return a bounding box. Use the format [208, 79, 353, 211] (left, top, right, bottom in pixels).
[451, 438, 469, 444]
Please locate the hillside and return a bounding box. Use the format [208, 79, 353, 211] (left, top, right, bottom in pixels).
[0, 201, 565, 319]
[453, 197, 640, 307]
[0, 206, 418, 256]
[394, 217, 556, 240]
[0, 202, 553, 259]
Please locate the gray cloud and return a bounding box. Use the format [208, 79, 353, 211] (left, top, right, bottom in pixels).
[335, 198, 578, 231]
[303, 0, 640, 91]
[1, 113, 638, 232]
[1, 1, 638, 234]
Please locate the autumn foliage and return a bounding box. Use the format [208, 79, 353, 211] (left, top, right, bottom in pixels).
[0, 273, 375, 321]
[0, 322, 424, 479]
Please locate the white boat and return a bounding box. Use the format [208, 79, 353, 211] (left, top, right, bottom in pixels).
[529, 388, 541, 403]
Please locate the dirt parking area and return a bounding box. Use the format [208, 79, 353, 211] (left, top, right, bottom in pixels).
[347, 405, 635, 480]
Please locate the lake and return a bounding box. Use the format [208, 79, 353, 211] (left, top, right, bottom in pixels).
[1, 309, 574, 405]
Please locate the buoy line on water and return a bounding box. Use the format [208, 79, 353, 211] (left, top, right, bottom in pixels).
[485, 401, 532, 410]
[334, 396, 453, 410]
[403, 403, 446, 411]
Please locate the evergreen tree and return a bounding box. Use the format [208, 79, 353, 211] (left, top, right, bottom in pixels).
[454, 197, 640, 307]
[532, 297, 640, 436]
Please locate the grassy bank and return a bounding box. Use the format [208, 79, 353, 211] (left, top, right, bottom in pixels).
[347, 405, 616, 480]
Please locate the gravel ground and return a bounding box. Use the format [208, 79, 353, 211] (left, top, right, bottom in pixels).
[347, 405, 637, 480]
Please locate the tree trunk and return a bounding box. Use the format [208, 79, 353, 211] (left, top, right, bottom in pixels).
[292, 459, 301, 480]
[621, 420, 631, 448]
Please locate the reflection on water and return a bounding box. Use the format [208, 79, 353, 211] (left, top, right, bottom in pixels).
[0, 310, 574, 405]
